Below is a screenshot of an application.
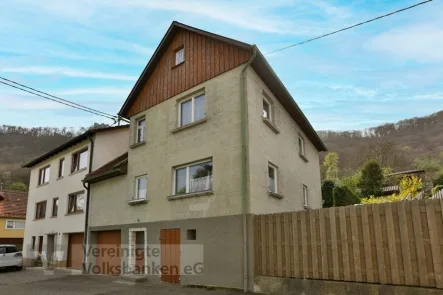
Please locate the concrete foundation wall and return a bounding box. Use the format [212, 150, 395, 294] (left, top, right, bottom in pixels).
[89, 214, 248, 289]
[255, 276, 443, 295]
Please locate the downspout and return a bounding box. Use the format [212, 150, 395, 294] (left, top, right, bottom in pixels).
[82, 135, 94, 273]
[240, 45, 257, 293]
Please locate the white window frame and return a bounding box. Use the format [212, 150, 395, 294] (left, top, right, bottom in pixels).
[173, 158, 213, 195]
[298, 135, 305, 156]
[38, 165, 50, 185]
[268, 163, 278, 193]
[5, 220, 25, 230]
[178, 92, 205, 127]
[175, 47, 184, 65]
[136, 118, 146, 143]
[303, 184, 309, 208]
[263, 96, 272, 121]
[135, 175, 148, 200]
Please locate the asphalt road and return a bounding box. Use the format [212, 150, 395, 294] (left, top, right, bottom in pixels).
[0, 268, 250, 295]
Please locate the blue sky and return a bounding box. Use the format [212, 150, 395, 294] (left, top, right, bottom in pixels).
[0, 0, 442, 131]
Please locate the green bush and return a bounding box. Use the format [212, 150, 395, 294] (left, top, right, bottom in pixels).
[321, 180, 335, 208]
[333, 185, 360, 207]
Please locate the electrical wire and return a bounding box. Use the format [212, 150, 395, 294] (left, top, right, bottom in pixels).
[264, 0, 433, 55]
[0, 80, 118, 122]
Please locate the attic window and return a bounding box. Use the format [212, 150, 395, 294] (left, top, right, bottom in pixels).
[175, 47, 184, 65]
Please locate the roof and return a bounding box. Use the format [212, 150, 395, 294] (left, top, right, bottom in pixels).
[22, 125, 129, 168]
[386, 169, 425, 177]
[118, 21, 326, 152]
[0, 190, 28, 219]
[83, 152, 128, 184]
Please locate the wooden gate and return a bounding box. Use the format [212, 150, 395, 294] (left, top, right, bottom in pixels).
[160, 228, 180, 283]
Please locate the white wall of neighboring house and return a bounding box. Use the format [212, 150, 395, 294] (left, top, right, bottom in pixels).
[23, 127, 129, 266]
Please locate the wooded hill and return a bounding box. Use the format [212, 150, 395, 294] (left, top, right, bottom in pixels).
[0, 110, 442, 189]
[318, 110, 443, 176]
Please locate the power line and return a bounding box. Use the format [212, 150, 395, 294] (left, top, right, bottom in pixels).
[0, 76, 124, 121]
[0, 80, 118, 122]
[264, 0, 433, 55]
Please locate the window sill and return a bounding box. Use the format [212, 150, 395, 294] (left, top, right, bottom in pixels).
[37, 182, 49, 188]
[70, 167, 87, 176]
[33, 218, 45, 221]
[172, 61, 184, 69]
[299, 154, 308, 163]
[268, 191, 284, 199]
[128, 198, 148, 205]
[130, 141, 146, 149]
[65, 211, 84, 216]
[50, 215, 57, 218]
[262, 118, 280, 134]
[171, 117, 208, 134]
[56, 176, 64, 181]
[167, 190, 213, 201]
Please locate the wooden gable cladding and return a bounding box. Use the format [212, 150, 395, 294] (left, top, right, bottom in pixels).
[126, 29, 252, 117]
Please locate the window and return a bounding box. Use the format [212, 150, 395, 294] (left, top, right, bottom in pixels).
[68, 192, 85, 214]
[263, 98, 271, 120]
[303, 185, 309, 208]
[175, 47, 184, 65]
[136, 118, 146, 143]
[135, 176, 147, 200]
[58, 158, 65, 178]
[179, 93, 205, 127]
[187, 229, 197, 240]
[5, 220, 25, 229]
[38, 166, 50, 185]
[175, 160, 213, 195]
[52, 198, 59, 217]
[298, 135, 305, 156]
[71, 148, 88, 173]
[268, 163, 278, 193]
[35, 201, 47, 219]
[31, 236, 36, 249]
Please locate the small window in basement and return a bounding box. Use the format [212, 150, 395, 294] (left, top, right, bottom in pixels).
[187, 229, 197, 240]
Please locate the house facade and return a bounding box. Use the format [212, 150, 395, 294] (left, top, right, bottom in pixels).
[84, 22, 326, 290]
[0, 190, 27, 248]
[22, 126, 128, 268]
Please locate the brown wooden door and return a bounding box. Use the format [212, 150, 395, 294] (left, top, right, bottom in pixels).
[160, 228, 180, 283]
[135, 231, 145, 274]
[38, 236, 43, 254]
[96, 231, 121, 275]
[67, 233, 84, 270]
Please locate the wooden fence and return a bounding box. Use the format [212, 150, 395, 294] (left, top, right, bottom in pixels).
[254, 199, 443, 289]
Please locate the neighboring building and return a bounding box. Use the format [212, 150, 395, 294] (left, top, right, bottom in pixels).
[22, 126, 129, 268]
[84, 22, 326, 290]
[382, 169, 426, 195]
[0, 190, 27, 248]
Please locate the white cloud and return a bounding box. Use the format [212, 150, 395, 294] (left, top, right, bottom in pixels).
[0, 67, 137, 81]
[413, 92, 443, 100]
[56, 87, 131, 96]
[366, 24, 443, 62]
[0, 93, 66, 110]
[328, 85, 377, 97]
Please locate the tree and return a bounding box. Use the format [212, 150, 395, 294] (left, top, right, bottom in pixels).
[7, 182, 28, 192]
[414, 156, 441, 173]
[323, 152, 340, 181]
[399, 175, 422, 199]
[321, 180, 335, 208]
[359, 159, 384, 197]
[340, 171, 361, 196]
[333, 185, 360, 207]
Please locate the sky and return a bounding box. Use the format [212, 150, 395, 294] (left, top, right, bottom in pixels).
[0, 0, 442, 131]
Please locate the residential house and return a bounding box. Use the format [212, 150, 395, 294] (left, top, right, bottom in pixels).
[0, 190, 27, 248]
[22, 126, 129, 269]
[83, 22, 326, 290]
[382, 169, 426, 195]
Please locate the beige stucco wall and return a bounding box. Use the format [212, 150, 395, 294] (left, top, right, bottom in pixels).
[92, 127, 129, 170]
[90, 66, 245, 227]
[245, 67, 322, 214]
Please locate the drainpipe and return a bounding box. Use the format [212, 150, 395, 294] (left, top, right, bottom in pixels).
[82, 135, 94, 273]
[240, 45, 257, 293]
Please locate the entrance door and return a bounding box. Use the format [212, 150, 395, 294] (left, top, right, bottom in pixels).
[135, 231, 145, 274]
[67, 233, 84, 269]
[160, 228, 180, 283]
[46, 235, 55, 264]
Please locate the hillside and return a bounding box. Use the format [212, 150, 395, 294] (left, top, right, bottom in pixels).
[0, 111, 442, 189]
[0, 124, 108, 189]
[318, 110, 443, 176]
